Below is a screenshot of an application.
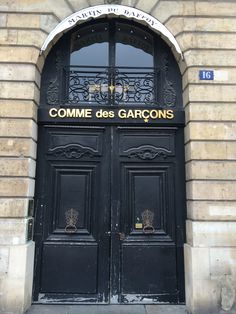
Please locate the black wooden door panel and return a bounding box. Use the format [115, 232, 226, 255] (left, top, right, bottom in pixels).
[121, 244, 177, 295]
[34, 125, 110, 303]
[41, 243, 98, 293]
[34, 125, 185, 304]
[111, 127, 184, 303]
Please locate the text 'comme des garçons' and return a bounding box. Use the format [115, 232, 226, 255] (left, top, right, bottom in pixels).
[49, 108, 175, 123]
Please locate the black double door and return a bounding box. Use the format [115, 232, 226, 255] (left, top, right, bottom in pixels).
[33, 123, 185, 304]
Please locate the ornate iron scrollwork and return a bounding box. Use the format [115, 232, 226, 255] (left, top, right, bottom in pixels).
[65, 208, 78, 233]
[65, 66, 157, 105]
[141, 210, 155, 234]
[46, 77, 59, 105]
[162, 54, 176, 107]
[46, 51, 63, 105]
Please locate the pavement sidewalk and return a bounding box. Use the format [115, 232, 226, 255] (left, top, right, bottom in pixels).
[26, 304, 188, 314]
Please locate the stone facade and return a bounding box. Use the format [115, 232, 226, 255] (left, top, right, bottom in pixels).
[0, 1, 235, 313]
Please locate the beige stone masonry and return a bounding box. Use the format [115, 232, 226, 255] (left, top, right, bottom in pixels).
[0, 0, 73, 20]
[6, 13, 41, 28]
[0, 242, 35, 314]
[185, 122, 236, 142]
[0, 64, 40, 87]
[0, 199, 33, 218]
[183, 69, 236, 90]
[151, 1, 195, 24]
[186, 161, 236, 181]
[0, 13, 6, 27]
[0, 29, 47, 48]
[0, 218, 32, 245]
[0, 158, 36, 177]
[184, 50, 236, 68]
[0, 138, 36, 158]
[0, 119, 37, 139]
[184, 244, 236, 314]
[166, 17, 236, 36]
[185, 141, 236, 161]
[0, 178, 35, 198]
[132, 0, 156, 13]
[0, 100, 37, 120]
[196, 1, 236, 16]
[0, 46, 40, 64]
[186, 221, 236, 247]
[183, 85, 236, 105]
[0, 82, 39, 103]
[187, 200, 236, 221]
[187, 181, 236, 201]
[40, 14, 58, 33]
[68, 0, 90, 12]
[177, 33, 236, 52]
[185, 103, 236, 122]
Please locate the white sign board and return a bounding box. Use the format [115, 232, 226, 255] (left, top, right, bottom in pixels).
[41, 4, 183, 59]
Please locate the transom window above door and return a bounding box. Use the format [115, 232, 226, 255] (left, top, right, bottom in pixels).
[41, 19, 182, 108]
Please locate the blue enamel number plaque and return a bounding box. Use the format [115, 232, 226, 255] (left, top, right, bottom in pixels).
[199, 70, 214, 80]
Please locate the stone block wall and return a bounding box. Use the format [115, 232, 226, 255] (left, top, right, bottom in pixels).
[0, 0, 235, 313]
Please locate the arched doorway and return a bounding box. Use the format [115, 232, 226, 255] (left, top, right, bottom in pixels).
[33, 18, 186, 304]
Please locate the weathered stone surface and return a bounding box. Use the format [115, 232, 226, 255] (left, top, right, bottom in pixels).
[0, 218, 31, 245]
[196, 1, 236, 16]
[133, 0, 156, 13]
[0, 138, 36, 158]
[185, 244, 224, 314]
[187, 200, 236, 221]
[177, 33, 236, 52]
[152, 1, 194, 24]
[0, 199, 33, 218]
[40, 14, 58, 33]
[68, 0, 89, 12]
[185, 122, 236, 142]
[0, 247, 9, 273]
[0, 119, 37, 139]
[0, 29, 46, 47]
[187, 181, 236, 201]
[166, 17, 236, 36]
[0, 158, 36, 177]
[0, 100, 37, 120]
[0, 82, 39, 102]
[186, 161, 236, 180]
[0, 13, 7, 26]
[0, 64, 40, 87]
[184, 50, 236, 68]
[183, 85, 236, 105]
[183, 68, 236, 89]
[0, 0, 73, 20]
[6, 13, 41, 28]
[186, 220, 236, 247]
[0, 46, 40, 63]
[0, 178, 35, 197]
[185, 103, 236, 122]
[185, 141, 236, 161]
[0, 242, 35, 314]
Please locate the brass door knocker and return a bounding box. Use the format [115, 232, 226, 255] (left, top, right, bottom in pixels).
[65, 208, 78, 233]
[141, 209, 155, 234]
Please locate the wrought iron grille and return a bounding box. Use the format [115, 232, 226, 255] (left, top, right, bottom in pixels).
[63, 66, 158, 105]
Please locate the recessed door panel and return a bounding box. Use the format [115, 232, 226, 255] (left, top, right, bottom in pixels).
[41, 243, 98, 293]
[34, 125, 185, 304]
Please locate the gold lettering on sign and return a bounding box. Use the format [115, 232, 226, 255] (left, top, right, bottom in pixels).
[118, 109, 174, 122]
[49, 108, 92, 118]
[48, 108, 175, 122]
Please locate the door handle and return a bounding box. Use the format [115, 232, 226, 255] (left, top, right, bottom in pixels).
[118, 232, 125, 241]
[105, 231, 125, 240]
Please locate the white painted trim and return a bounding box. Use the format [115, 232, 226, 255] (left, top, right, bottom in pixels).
[40, 4, 183, 59]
